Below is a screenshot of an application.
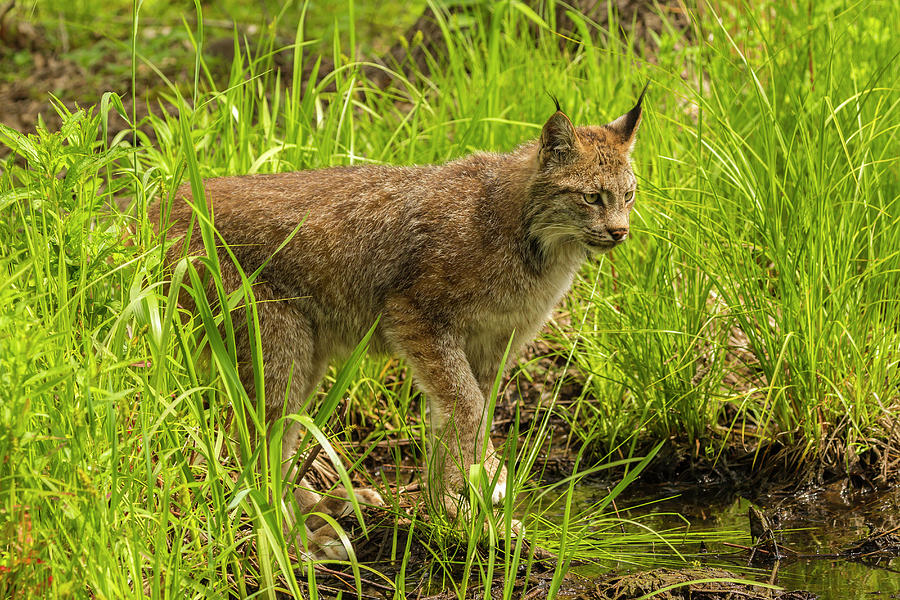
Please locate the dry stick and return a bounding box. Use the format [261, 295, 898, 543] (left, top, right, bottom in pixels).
[869, 524, 900, 539]
[767, 558, 780, 586]
[294, 438, 323, 485]
[371, 522, 391, 565]
[724, 542, 844, 560]
[746, 543, 758, 566]
[610, 493, 627, 535]
[312, 563, 393, 594]
[294, 401, 351, 484]
[374, 437, 415, 447]
[522, 587, 546, 600]
[413, 569, 428, 600]
[854, 548, 900, 561]
[690, 590, 763, 599]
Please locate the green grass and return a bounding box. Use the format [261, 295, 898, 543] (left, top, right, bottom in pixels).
[23, 0, 421, 75]
[1, 0, 899, 597]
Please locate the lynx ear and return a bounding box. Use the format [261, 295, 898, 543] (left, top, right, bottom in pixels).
[605, 82, 648, 153]
[539, 108, 579, 167]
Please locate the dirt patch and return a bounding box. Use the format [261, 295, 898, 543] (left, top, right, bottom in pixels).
[302, 504, 821, 599]
[590, 568, 815, 600]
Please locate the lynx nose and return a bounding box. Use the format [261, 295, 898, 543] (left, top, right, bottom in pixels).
[609, 228, 629, 242]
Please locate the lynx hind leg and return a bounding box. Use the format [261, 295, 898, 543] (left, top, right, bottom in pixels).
[224, 276, 384, 558]
[234, 295, 384, 557]
[222, 277, 338, 555]
[228, 279, 321, 467]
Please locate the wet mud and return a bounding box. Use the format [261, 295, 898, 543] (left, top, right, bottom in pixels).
[583, 482, 900, 600]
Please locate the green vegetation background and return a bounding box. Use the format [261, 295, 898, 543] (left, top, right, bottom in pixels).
[1, 0, 898, 597]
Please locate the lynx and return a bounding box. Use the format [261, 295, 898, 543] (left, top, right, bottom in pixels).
[151, 88, 646, 557]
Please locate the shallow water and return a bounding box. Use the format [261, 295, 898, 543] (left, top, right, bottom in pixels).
[551, 480, 900, 599]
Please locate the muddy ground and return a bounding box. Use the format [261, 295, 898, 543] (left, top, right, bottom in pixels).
[294, 464, 899, 599]
[286, 339, 898, 599]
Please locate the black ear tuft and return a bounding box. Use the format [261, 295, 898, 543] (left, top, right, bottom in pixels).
[637, 80, 649, 104]
[623, 81, 649, 134]
[546, 91, 562, 113]
[605, 81, 649, 152]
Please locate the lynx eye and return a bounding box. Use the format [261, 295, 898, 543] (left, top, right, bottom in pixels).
[582, 192, 604, 206]
[624, 190, 635, 204]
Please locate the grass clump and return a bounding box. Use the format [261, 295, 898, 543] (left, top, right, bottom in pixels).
[562, 0, 900, 476]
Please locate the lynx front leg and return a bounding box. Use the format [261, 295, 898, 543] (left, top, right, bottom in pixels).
[469, 344, 517, 505]
[384, 300, 503, 514]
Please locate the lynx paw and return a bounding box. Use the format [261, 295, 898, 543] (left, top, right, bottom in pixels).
[354, 488, 385, 508]
[324, 486, 385, 518]
[304, 523, 349, 561]
[491, 477, 508, 504]
[511, 517, 523, 534]
[290, 485, 385, 561]
[483, 456, 509, 505]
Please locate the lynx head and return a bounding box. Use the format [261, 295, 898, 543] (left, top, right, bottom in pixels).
[527, 86, 646, 257]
